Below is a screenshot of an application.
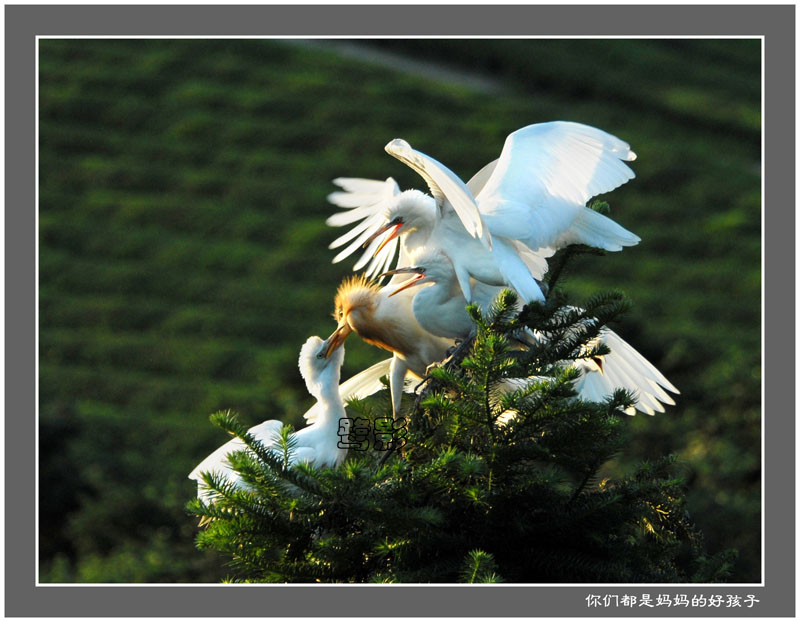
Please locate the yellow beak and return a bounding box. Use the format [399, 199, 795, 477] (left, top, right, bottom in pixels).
[373, 223, 403, 257]
[325, 323, 353, 358]
[364, 222, 403, 256]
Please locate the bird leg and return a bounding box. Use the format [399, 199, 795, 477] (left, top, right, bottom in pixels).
[389, 356, 409, 421]
[445, 338, 463, 358]
[412, 337, 464, 395]
[441, 331, 476, 371]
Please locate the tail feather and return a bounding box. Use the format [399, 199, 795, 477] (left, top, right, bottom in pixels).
[564, 207, 641, 251]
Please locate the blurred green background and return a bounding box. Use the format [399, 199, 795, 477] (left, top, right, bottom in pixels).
[38, 38, 761, 583]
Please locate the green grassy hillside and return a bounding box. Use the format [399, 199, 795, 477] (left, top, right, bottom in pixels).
[38, 38, 760, 582]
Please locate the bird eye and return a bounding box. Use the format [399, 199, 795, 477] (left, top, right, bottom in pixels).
[390, 216, 403, 226]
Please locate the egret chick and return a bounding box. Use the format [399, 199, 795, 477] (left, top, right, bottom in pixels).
[385, 248, 504, 340]
[189, 336, 355, 503]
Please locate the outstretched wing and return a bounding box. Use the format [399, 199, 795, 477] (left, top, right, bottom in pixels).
[188, 419, 284, 501]
[326, 177, 404, 279]
[385, 138, 491, 249]
[476, 121, 639, 251]
[465, 158, 499, 197]
[304, 357, 393, 423]
[575, 329, 679, 416]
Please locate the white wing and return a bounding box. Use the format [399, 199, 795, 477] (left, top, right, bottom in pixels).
[465, 158, 499, 196]
[509, 239, 553, 282]
[326, 177, 404, 279]
[188, 419, 284, 501]
[385, 138, 491, 249]
[497, 328, 677, 420]
[574, 329, 679, 416]
[304, 357, 393, 422]
[487, 237, 547, 302]
[468, 157, 554, 279]
[476, 122, 639, 251]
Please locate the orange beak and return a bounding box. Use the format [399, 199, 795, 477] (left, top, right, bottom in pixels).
[324, 323, 353, 358]
[363, 222, 403, 257]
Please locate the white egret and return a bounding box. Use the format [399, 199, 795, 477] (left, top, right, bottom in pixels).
[189, 336, 392, 502]
[384, 249, 679, 415]
[385, 248, 504, 340]
[329, 178, 550, 303]
[327, 121, 640, 303]
[324, 274, 453, 417]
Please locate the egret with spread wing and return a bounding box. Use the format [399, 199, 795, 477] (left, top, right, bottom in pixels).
[328, 121, 640, 303]
[384, 248, 679, 416]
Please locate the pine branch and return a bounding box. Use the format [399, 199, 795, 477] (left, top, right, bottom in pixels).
[189, 282, 734, 583]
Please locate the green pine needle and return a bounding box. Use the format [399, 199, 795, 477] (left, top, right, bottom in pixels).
[188, 287, 734, 583]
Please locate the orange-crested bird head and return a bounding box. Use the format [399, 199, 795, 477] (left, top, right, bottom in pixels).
[325, 275, 381, 358]
[333, 274, 381, 325]
[326, 274, 416, 358]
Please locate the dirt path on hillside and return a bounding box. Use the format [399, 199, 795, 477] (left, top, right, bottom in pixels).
[284, 39, 507, 95]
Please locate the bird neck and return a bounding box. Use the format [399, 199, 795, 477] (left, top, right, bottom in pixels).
[419, 269, 463, 306]
[411, 276, 472, 339]
[311, 370, 345, 426]
[414, 278, 455, 311]
[404, 226, 432, 254]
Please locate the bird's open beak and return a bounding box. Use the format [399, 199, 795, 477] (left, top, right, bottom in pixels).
[380, 267, 427, 297]
[363, 222, 403, 257]
[324, 323, 353, 358]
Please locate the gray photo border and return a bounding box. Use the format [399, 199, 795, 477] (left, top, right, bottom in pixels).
[8, 4, 793, 618]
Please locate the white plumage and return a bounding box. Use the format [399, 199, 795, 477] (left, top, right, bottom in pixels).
[189, 336, 387, 502]
[327, 121, 639, 304]
[384, 248, 678, 416]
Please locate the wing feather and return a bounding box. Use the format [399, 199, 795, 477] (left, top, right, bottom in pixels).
[362, 237, 398, 279]
[326, 204, 380, 227]
[385, 138, 491, 249]
[188, 419, 283, 495]
[476, 122, 637, 250]
[326, 177, 401, 270]
[600, 329, 680, 394]
[331, 214, 388, 264]
[574, 329, 679, 415]
[465, 158, 499, 196]
[328, 211, 383, 249]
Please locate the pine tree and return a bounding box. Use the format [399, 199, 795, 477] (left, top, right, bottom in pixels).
[187, 210, 736, 583]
